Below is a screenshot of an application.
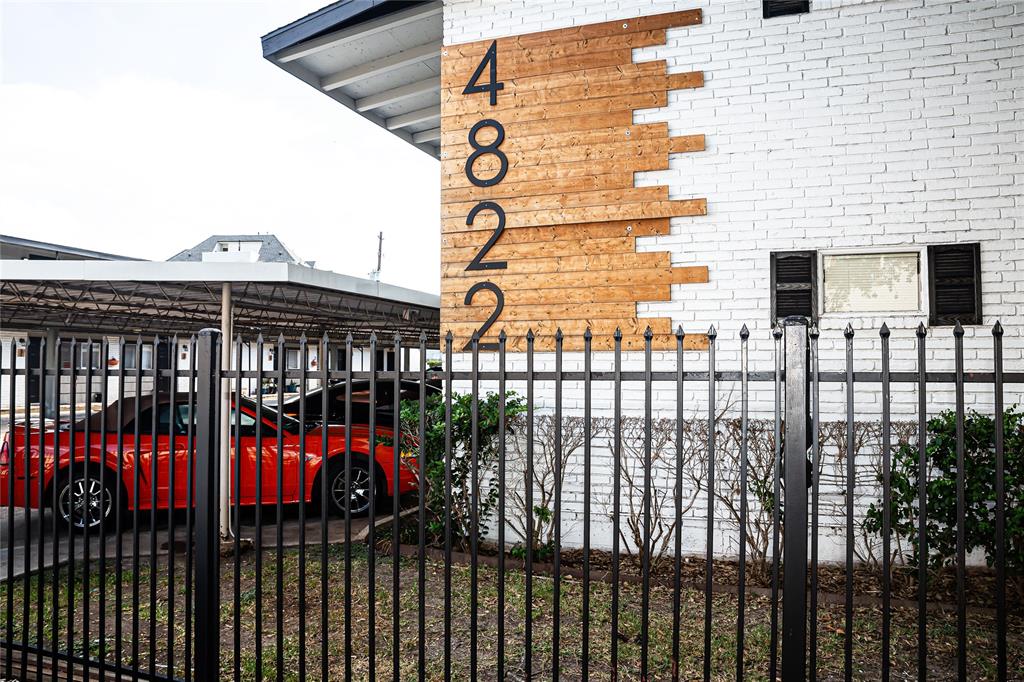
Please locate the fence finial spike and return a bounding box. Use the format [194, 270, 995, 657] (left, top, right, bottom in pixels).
[992, 320, 1003, 337]
[843, 323, 854, 339]
[277, 332, 286, 344]
[555, 327, 564, 342]
[916, 322, 927, 338]
[879, 322, 890, 339]
[614, 327, 622, 341]
[583, 327, 592, 341]
[256, 332, 264, 344]
[643, 325, 653, 340]
[471, 329, 480, 342]
[498, 329, 507, 342]
[346, 332, 355, 343]
[526, 328, 535, 341]
[707, 324, 717, 340]
[445, 330, 453, 343]
[369, 331, 378, 344]
[809, 324, 820, 339]
[953, 320, 964, 337]
[419, 330, 427, 343]
[298, 332, 307, 345]
[393, 331, 402, 345]
[321, 331, 330, 343]
[772, 324, 783, 340]
[676, 324, 685, 338]
[739, 324, 749, 340]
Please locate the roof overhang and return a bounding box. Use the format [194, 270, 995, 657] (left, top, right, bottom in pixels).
[261, 0, 442, 158]
[0, 260, 440, 342]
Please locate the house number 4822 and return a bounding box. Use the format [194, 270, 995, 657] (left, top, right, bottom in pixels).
[461, 40, 506, 350]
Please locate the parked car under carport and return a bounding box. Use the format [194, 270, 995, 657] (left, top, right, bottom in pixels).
[276, 378, 441, 428]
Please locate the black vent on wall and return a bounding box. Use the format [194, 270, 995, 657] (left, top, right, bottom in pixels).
[771, 251, 817, 324]
[764, 0, 810, 19]
[928, 243, 982, 325]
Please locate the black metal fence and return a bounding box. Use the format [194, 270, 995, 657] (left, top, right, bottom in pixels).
[0, 319, 1018, 681]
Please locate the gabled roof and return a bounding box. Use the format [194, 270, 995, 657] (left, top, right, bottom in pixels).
[167, 234, 301, 264]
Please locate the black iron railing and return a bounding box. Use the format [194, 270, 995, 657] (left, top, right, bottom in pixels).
[0, 320, 1018, 681]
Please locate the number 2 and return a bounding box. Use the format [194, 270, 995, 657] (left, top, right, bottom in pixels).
[462, 40, 504, 106]
[465, 202, 507, 271]
[463, 282, 504, 350]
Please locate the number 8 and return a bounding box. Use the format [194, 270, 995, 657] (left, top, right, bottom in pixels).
[465, 119, 508, 188]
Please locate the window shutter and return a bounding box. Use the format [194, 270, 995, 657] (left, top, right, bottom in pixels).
[928, 243, 981, 325]
[763, 0, 810, 19]
[771, 251, 817, 324]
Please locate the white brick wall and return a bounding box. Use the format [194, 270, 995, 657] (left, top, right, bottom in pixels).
[444, 0, 1023, 562]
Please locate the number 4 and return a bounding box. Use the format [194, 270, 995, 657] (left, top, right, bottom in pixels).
[463, 40, 504, 106]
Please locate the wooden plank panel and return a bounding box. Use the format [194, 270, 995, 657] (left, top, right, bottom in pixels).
[441, 91, 667, 132]
[444, 320, 711, 351]
[445, 317, 674, 339]
[442, 47, 635, 89]
[440, 219, 670, 248]
[443, 251, 671, 277]
[441, 198, 707, 232]
[440, 110, 634, 147]
[441, 171, 634, 205]
[442, 30, 667, 83]
[442, 122, 668, 166]
[442, 236, 638, 261]
[441, 10, 708, 351]
[441, 186, 668, 220]
[442, 135, 704, 181]
[442, 70, 702, 119]
[445, 9, 702, 56]
[441, 283, 673, 308]
[442, 153, 669, 191]
[448, 301, 638, 322]
[442, 61, 665, 101]
[439, 265, 709, 292]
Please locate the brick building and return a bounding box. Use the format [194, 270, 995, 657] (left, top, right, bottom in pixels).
[264, 0, 1022, 561]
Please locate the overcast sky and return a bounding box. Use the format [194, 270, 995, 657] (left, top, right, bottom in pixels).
[0, 0, 441, 293]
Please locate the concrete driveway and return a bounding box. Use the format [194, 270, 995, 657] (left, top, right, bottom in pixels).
[0, 506, 377, 582]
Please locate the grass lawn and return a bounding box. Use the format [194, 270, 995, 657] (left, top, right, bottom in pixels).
[1, 544, 1020, 681]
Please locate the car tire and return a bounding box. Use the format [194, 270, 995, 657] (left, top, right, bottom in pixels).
[53, 466, 122, 533]
[324, 458, 378, 518]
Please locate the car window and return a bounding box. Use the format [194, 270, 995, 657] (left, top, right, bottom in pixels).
[125, 403, 174, 434]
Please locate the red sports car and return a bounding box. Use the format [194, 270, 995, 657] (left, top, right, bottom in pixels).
[0, 394, 417, 530]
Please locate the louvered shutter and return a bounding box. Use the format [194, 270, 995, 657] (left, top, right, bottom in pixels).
[763, 0, 810, 19]
[771, 251, 817, 324]
[928, 244, 982, 325]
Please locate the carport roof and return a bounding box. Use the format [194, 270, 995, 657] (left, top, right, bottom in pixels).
[261, 1, 443, 158]
[0, 260, 440, 342]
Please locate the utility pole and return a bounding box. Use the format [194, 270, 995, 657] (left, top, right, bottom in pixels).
[369, 231, 383, 282]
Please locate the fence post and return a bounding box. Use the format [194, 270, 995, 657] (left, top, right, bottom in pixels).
[194, 329, 221, 680]
[782, 316, 809, 681]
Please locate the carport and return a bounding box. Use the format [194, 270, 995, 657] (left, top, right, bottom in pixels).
[1, 258, 439, 535]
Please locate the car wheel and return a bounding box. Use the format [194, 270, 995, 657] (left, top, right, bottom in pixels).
[55, 468, 119, 532]
[326, 459, 376, 517]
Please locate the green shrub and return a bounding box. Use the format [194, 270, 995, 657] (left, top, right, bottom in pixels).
[864, 407, 1023, 574]
[398, 390, 525, 550]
